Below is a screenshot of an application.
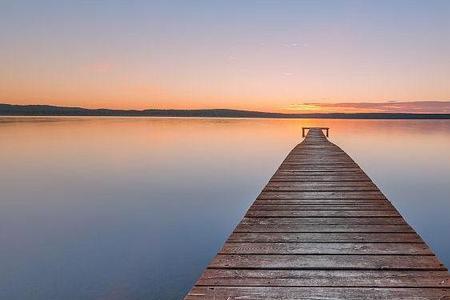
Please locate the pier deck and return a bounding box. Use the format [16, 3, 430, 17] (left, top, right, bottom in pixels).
[185, 128, 450, 299]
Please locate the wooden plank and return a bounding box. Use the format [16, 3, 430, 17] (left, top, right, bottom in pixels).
[287, 154, 350, 157]
[186, 287, 450, 299]
[245, 210, 400, 218]
[258, 191, 386, 200]
[270, 176, 371, 182]
[219, 243, 433, 255]
[274, 170, 367, 174]
[278, 167, 363, 172]
[253, 200, 391, 205]
[266, 181, 377, 188]
[282, 160, 355, 165]
[196, 269, 450, 287]
[284, 158, 353, 161]
[227, 232, 423, 243]
[280, 163, 359, 167]
[235, 224, 413, 233]
[264, 181, 379, 192]
[284, 155, 352, 159]
[250, 204, 394, 210]
[240, 217, 407, 225]
[274, 171, 368, 176]
[209, 254, 446, 270]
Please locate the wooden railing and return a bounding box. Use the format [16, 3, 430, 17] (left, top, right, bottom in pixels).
[302, 127, 329, 137]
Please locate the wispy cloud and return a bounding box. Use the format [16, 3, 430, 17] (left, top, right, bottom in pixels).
[287, 101, 450, 114]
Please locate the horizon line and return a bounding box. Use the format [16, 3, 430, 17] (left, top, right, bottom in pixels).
[2, 100, 450, 113]
[1, 102, 450, 120]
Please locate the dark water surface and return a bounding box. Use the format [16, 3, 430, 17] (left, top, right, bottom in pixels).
[0, 117, 449, 299]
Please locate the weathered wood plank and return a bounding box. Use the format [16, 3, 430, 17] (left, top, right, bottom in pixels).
[266, 181, 377, 188]
[258, 191, 386, 200]
[264, 181, 379, 192]
[196, 269, 450, 287]
[245, 210, 400, 218]
[186, 287, 450, 299]
[253, 199, 391, 205]
[240, 217, 407, 225]
[280, 163, 359, 167]
[219, 243, 432, 255]
[282, 161, 355, 165]
[209, 254, 446, 270]
[235, 224, 413, 233]
[278, 167, 363, 172]
[274, 171, 368, 176]
[270, 176, 371, 182]
[250, 204, 394, 210]
[227, 232, 423, 243]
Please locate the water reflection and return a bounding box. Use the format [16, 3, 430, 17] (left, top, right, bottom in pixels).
[0, 117, 449, 299]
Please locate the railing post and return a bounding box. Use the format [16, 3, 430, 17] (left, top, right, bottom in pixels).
[302, 127, 329, 138]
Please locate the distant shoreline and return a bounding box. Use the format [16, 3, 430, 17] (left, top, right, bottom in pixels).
[1, 103, 450, 119]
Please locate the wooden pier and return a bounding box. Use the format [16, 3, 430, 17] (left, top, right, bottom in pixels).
[185, 128, 450, 299]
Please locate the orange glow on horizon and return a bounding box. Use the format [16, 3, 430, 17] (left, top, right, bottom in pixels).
[285, 103, 384, 113]
[1, 1, 450, 114]
[2, 98, 450, 114]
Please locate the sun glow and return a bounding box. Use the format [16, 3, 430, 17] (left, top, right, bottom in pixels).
[287, 104, 323, 112]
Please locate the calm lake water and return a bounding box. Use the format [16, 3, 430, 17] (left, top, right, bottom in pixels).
[0, 117, 449, 299]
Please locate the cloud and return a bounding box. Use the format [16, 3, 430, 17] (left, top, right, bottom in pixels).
[287, 101, 450, 113]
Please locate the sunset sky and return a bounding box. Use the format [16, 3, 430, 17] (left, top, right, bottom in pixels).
[1, 0, 449, 113]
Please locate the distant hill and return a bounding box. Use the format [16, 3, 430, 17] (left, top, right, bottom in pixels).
[1, 103, 450, 119]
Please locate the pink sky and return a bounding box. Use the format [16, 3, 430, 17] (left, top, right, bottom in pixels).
[1, 1, 449, 113]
